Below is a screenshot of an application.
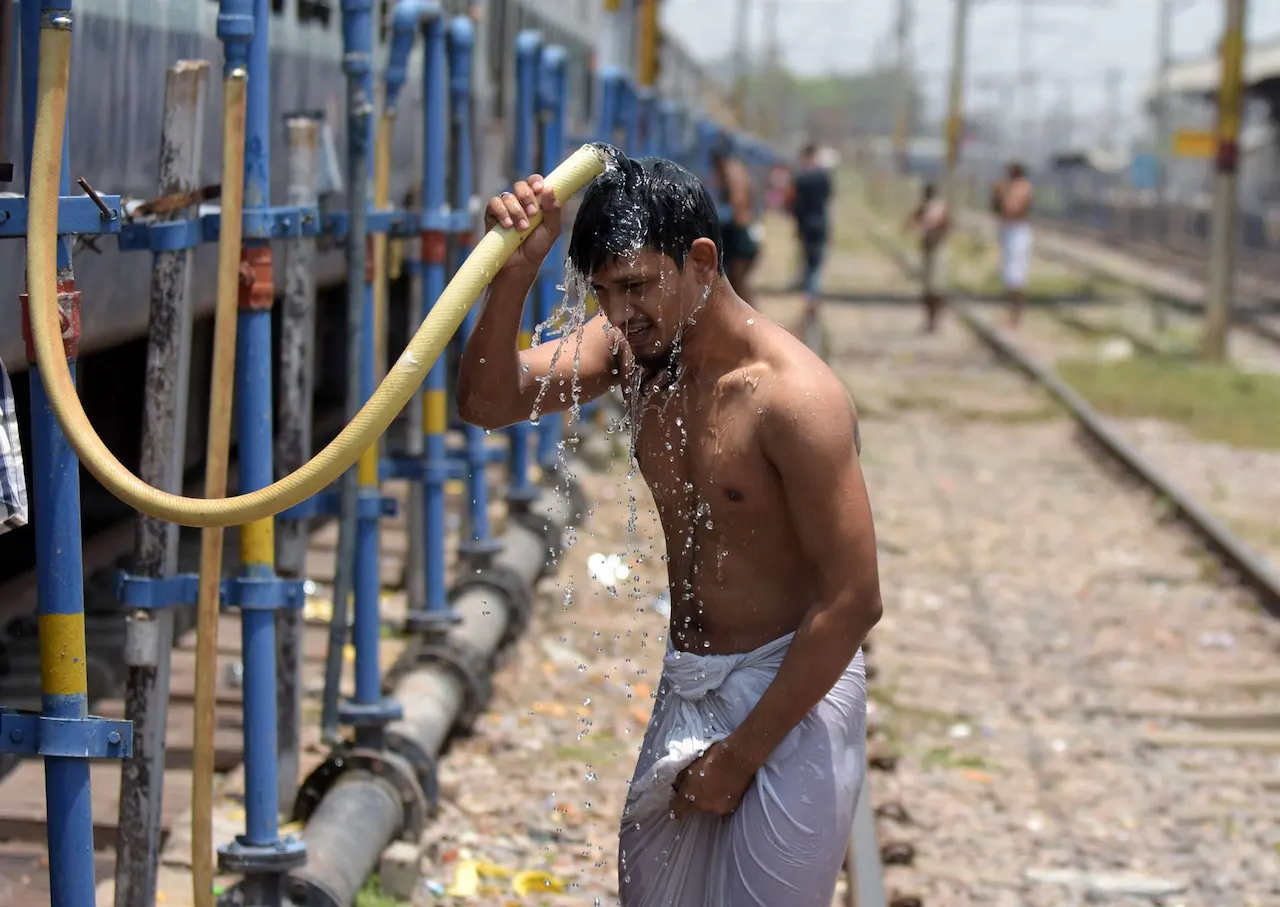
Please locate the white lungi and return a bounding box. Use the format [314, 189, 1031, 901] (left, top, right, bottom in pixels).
[618, 633, 867, 907]
[998, 220, 1033, 290]
[921, 243, 947, 295]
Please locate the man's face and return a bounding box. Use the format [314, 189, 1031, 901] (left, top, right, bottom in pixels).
[591, 244, 716, 365]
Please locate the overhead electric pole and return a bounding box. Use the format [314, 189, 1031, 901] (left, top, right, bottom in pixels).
[894, 0, 913, 173]
[1154, 0, 1174, 212]
[733, 0, 751, 126]
[1018, 0, 1033, 154]
[1203, 0, 1248, 362]
[1103, 67, 1122, 154]
[943, 0, 971, 209]
[764, 0, 781, 140]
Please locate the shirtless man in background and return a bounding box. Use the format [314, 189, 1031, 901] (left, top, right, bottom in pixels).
[457, 156, 882, 907]
[710, 141, 761, 307]
[992, 161, 1034, 326]
[905, 181, 950, 332]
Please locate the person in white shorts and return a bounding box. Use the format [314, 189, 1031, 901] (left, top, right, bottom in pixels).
[992, 161, 1034, 327]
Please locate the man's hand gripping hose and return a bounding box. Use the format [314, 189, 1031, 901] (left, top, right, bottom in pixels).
[26, 24, 609, 528]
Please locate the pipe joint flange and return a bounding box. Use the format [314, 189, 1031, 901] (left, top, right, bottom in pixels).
[542, 467, 587, 521]
[410, 638, 492, 734]
[504, 486, 542, 510]
[291, 745, 428, 840]
[456, 535, 504, 562]
[509, 507, 564, 565]
[450, 564, 534, 641]
[403, 606, 462, 637]
[382, 729, 441, 817]
[216, 834, 307, 876]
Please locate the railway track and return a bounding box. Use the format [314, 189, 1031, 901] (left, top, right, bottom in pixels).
[866, 224, 1280, 609]
[963, 213, 1280, 350]
[788, 224, 1280, 904]
[1036, 212, 1280, 294]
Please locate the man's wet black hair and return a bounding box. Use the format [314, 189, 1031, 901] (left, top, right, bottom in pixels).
[567, 155, 725, 277]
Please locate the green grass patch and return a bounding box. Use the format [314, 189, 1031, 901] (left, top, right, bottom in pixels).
[356, 875, 410, 907]
[920, 745, 997, 773]
[1057, 354, 1280, 449]
[965, 269, 1098, 300]
[886, 391, 1061, 425]
[1227, 517, 1280, 552]
[952, 402, 1062, 424]
[553, 728, 627, 764]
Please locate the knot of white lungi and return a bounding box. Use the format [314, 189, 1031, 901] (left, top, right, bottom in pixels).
[660, 648, 742, 701]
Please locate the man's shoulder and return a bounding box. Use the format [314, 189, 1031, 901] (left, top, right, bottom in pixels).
[758, 334, 850, 416]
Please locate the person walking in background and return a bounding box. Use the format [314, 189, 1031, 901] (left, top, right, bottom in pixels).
[904, 181, 950, 333]
[710, 140, 762, 307]
[991, 161, 1034, 327]
[789, 143, 832, 325]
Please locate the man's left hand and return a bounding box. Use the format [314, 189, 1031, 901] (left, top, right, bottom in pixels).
[670, 740, 758, 820]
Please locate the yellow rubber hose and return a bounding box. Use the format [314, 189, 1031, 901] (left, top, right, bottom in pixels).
[357, 111, 393, 487]
[27, 24, 607, 527]
[190, 68, 248, 907]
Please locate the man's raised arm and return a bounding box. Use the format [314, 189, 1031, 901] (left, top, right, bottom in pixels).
[457, 281, 620, 430]
[456, 174, 622, 430]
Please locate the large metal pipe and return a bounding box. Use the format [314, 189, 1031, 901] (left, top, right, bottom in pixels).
[286, 488, 571, 907]
[286, 773, 407, 907]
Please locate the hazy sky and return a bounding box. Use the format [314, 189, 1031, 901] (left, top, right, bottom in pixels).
[659, 0, 1280, 124]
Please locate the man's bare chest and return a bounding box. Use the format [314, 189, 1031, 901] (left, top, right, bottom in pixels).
[631, 386, 775, 524]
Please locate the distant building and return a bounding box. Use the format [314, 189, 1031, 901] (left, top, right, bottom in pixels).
[1140, 37, 1280, 208]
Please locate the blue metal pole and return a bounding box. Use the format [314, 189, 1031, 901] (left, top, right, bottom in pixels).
[338, 0, 400, 742]
[621, 78, 640, 156]
[579, 61, 625, 426]
[637, 87, 657, 158]
[597, 65, 623, 147]
[696, 119, 720, 186]
[419, 11, 452, 618]
[19, 6, 96, 902]
[215, 0, 307, 899]
[504, 29, 541, 512]
[448, 16, 501, 563]
[657, 99, 677, 161]
[535, 44, 567, 475]
[352, 8, 381, 720]
[237, 0, 279, 852]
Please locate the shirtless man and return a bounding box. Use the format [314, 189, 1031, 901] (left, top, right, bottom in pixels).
[710, 141, 761, 307]
[904, 182, 950, 332]
[457, 157, 882, 907]
[992, 161, 1034, 327]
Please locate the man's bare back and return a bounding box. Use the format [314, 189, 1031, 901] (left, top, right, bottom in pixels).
[626, 313, 855, 655]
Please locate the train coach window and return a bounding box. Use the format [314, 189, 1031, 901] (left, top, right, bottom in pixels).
[272, 0, 285, 14]
[298, 0, 333, 28]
